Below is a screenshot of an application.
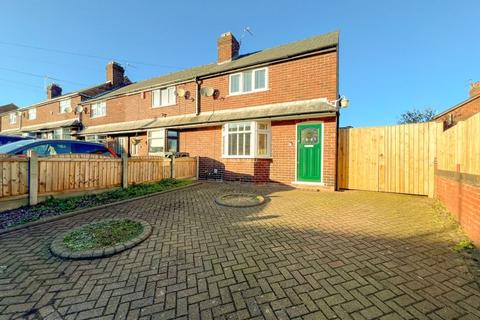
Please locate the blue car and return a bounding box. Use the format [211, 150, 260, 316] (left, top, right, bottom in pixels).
[0, 139, 118, 157]
[0, 134, 32, 146]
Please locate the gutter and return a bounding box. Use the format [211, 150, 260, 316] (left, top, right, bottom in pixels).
[195, 77, 201, 116]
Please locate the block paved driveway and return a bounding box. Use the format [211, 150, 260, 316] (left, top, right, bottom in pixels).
[0, 182, 479, 320]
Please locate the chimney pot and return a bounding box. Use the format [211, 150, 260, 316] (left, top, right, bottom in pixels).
[470, 81, 480, 97]
[106, 61, 125, 87]
[47, 83, 62, 99]
[217, 32, 240, 64]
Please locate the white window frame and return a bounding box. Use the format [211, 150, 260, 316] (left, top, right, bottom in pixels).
[59, 99, 71, 113]
[152, 86, 176, 108]
[90, 101, 106, 118]
[222, 121, 271, 158]
[147, 129, 166, 155]
[28, 108, 36, 120]
[9, 113, 17, 124]
[229, 67, 269, 96]
[85, 135, 107, 144]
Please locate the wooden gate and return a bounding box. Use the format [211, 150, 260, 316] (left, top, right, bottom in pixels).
[338, 122, 438, 196]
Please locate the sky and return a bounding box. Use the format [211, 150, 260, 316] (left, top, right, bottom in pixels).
[0, 0, 478, 127]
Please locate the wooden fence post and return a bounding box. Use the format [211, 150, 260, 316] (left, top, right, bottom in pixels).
[28, 150, 38, 206]
[196, 156, 200, 180]
[122, 153, 128, 189]
[171, 156, 176, 179]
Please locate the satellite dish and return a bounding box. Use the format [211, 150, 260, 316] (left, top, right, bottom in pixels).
[175, 88, 185, 97]
[75, 105, 84, 113]
[200, 87, 215, 97]
[65, 106, 73, 113]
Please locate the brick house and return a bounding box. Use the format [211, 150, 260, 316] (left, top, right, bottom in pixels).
[433, 81, 480, 129]
[76, 31, 342, 189]
[0, 62, 128, 139]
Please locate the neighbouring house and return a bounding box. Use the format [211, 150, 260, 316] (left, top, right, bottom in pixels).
[0, 103, 18, 132]
[434, 81, 480, 129]
[76, 31, 341, 189]
[0, 62, 129, 139]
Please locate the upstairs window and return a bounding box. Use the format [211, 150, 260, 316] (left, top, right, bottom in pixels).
[9, 113, 16, 124]
[28, 108, 36, 120]
[222, 121, 271, 158]
[152, 87, 176, 107]
[90, 102, 106, 118]
[59, 99, 71, 113]
[229, 67, 268, 95]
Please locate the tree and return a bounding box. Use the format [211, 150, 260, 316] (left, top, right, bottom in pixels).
[398, 107, 436, 124]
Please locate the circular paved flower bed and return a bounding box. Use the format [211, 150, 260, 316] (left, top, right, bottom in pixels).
[50, 218, 152, 259]
[215, 193, 266, 207]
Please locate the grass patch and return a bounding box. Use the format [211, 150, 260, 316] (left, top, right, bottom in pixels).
[0, 179, 193, 230]
[63, 219, 144, 252]
[454, 239, 475, 252]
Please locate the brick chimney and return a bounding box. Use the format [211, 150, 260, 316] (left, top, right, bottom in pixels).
[470, 81, 480, 97]
[217, 32, 240, 64]
[47, 83, 62, 99]
[106, 61, 125, 87]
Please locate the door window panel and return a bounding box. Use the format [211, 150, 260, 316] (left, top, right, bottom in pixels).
[301, 128, 319, 144]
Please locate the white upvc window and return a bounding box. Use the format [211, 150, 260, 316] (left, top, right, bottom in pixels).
[59, 99, 71, 113]
[28, 108, 36, 120]
[229, 67, 268, 95]
[222, 121, 271, 158]
[53, 128, 71, 140]
[9, 113, 17, 124]
[85, 135, 107, 144]
[148, 129, 165, 154]
[90, 101, 106, 118]
[152, 86, 176, 107]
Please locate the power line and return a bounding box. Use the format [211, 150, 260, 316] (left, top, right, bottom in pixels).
[0, 66, 87, 86]
[0, 77, 44, 89]
[0, 40, 183, 70]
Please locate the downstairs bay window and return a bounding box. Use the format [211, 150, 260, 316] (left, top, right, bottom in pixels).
[222, 121, 271, 158]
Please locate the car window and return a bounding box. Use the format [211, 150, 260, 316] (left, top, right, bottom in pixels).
[0, 139, 36, 153]
[20, 142, 71, 156]
[72, 143, 112, 157]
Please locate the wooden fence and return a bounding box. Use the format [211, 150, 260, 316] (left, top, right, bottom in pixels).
[338, 122, 438, 196]
[338, 113, 480, 196]
[0, 154, 198, 207]
[436, 113, 480, 175]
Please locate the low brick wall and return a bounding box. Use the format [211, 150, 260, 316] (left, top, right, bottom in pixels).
[435, 169, 480, 246]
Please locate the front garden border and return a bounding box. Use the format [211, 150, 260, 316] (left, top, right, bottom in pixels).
[50, 218, 152, 259]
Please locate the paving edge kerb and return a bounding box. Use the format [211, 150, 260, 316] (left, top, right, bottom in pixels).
[215, 193, 266, 208]
[0, 182, 201, 236]
[50, 218, 152, 260]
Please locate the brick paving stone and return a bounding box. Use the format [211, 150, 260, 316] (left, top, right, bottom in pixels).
[0, 182, 479, 319]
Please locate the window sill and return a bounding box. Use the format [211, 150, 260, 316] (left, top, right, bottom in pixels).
[152, 104, 176, 108]
[227, 88, 269, 97]
[221, 156, 272, 160]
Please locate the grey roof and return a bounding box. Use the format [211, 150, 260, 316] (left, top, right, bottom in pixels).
[80, 98, 336, 135]
[0, 103, 18, 115]
[83, 31, 339, 104]
[20, 119, 81, 132]
[433, 94, 480, 119]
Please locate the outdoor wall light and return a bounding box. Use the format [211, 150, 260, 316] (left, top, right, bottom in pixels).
[329, 96, 350, 109]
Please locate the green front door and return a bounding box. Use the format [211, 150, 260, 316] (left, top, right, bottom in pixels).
[297, 123, 322, 182]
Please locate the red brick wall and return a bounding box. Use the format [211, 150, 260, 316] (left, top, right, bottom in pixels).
[179, 116, 337, 188]
[81, 51, 338, 127]
[435, 95, 480, 124]
[0, 96, 81, 132]
[435, 173, 480, 246]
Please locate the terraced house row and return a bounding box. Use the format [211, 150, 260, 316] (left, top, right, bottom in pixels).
[0, 31, 342, 189]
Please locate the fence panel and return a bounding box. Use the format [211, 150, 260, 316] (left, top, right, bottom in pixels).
[38, 156, 122, 194]
[0, 156, 29, 198]
[128, 157, 171, 185]
[437, 113, 480, 175]
[338, 122, 438, 196]
[174, 157, 197, 179]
